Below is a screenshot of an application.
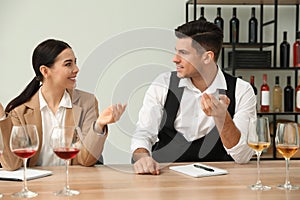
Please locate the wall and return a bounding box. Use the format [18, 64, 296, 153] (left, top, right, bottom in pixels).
[0, 0, 298, 164]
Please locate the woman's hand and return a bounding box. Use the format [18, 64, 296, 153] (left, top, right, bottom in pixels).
[96, 103, 127, 128]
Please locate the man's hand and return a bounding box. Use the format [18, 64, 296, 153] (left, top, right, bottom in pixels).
[132, 148, 160, 175]
[201, 93, 241, 149]
[201, 93, 230, 118]
[133, 156, 160, 175]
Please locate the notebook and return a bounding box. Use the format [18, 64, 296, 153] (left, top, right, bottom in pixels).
[169, 163, 228, 178]
[0, 168, 52, 181]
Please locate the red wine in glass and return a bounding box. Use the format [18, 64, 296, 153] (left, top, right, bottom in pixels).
[9, 124, 39, 198]
[13, 149, 37, 159]
[50, 126, 82, 196]
[54, 147, 80, 160]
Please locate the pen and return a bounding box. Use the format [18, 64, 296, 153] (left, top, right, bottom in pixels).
[193, 164, 215, 172]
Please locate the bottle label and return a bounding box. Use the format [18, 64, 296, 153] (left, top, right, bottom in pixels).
[297, 91, 300, 108]
[261, 91, 270, 106]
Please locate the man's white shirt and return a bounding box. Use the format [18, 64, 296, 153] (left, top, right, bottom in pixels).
[131, 67, 256, 163]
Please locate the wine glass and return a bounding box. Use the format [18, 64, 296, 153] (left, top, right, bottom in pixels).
[247, 117, 271, 190]
[275, 122, 299, 190]
[0, 128, 4, 199]
[9, 124, 39, 198]
[50, 126, 82, 196]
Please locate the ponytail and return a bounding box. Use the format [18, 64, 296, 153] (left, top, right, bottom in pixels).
[5, 77, 41, 113]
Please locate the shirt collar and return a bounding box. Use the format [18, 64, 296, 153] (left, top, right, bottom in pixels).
[206, 66, 227, 94]
[178, 66, 227, 94]
[39, 88, 72, 110]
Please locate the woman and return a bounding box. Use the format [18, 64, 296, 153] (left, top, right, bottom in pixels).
[0, 39, 126, 170]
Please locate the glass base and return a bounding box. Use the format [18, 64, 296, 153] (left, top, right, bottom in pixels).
[11, 190, 38, 198]
[54, 188, 80, 196]
[249, 184, 271, 191]
[277, 184, 299, 190]
[0, 193, 3, 198]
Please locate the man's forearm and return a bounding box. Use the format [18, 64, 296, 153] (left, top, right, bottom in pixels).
[214, 112, 241, 149]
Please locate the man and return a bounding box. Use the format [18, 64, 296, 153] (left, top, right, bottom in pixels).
[131, 20, 256, 175]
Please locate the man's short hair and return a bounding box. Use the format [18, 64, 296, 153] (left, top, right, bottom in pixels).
[175, 20, 223, 62]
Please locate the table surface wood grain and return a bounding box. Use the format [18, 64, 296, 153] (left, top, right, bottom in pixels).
[0, 160, 299, 200]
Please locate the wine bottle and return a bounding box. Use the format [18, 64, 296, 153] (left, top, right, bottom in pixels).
[280, 31, 290, 68]
[248, 7, 258, 43]
[230, 7, 239, 43]
[198, 7, 206, 22]
[214, 7, 224, 31]
[260, 74, 270, 112]
[284, 76, 294, 112]
[250, 75, 258, 110]
[250, 75, 257, 95]
[293, 31, 300, 67]
[272, 76, 282, 112]
[295, 76, 300, 111]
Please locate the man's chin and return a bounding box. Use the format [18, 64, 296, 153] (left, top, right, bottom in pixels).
[176, 72, 186, 79]
[177, 72, 184, 78]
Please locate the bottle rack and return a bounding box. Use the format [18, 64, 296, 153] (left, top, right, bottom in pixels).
[185, 0, 300, 160]
[186, 0, 299, 73]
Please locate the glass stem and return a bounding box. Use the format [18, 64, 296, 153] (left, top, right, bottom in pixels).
[23, 158, 29, 192]
[256, 151, 262, 186]
[285, 158, 291, 186]
[65, 160, 70, 191]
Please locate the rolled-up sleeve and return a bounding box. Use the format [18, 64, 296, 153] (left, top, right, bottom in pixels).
[131, 72, 170, 154]
[225, 79, 256, 163]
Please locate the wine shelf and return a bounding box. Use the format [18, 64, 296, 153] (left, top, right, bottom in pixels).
[222, 42, 274, 48]
[186, 0, 300, 160]
[186, 0, 300, 5]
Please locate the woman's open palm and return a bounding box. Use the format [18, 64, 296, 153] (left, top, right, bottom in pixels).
[96, 103, 126, 126]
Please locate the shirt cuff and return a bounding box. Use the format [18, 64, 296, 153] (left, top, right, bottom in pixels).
[130, 139, 153, 155]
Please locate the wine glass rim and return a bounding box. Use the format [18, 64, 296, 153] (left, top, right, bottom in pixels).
[256, 116, 269, 121]
[276, 122, 299, 130]
[12, 124, 38, 129]
[250, 116, 269, 122]
[53, 125, 79, 128]
[50, 126, 83, 145]
[52, 126, 82, 135]
[10, 124, 39, 153]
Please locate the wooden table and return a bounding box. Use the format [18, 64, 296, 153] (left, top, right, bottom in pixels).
[0, 160, 299, 200]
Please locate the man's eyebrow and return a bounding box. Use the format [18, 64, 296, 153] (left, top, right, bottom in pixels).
[178, 49, 189, 53]
[175, 47, 187, 51]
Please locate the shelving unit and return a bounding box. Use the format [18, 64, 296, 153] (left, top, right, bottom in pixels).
[186, 0, 299, 71]
[186, 0, 300, 160]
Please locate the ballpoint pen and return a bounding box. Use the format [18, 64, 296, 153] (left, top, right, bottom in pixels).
[193, 164, 215, 172]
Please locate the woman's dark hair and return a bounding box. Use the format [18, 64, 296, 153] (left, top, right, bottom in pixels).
[5, 39, 71, 113]
[175, 20, 223, 62]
